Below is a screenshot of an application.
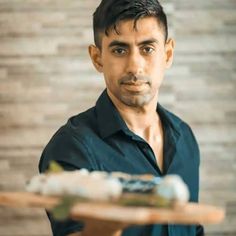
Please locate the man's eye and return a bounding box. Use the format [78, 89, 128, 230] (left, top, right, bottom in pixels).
[112, 48, 127, 55]
[142, 47, 155, 54]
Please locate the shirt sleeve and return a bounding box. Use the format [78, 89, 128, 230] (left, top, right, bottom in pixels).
[38, 126, 95, 236]
[39, 126, 96, 173]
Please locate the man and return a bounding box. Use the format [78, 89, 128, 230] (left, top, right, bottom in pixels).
[39, 0, 204, 235]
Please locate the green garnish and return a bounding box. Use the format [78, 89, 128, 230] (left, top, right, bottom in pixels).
[48, 161, 64, 173]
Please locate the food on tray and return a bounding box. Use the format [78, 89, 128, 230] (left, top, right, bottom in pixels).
[156, 175, 190, 203]
[26, 169, 122, 201]
[26, 163, 189, 205]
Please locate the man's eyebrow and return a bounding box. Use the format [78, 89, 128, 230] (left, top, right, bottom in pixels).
[108, 40, 129, 48]
[108, 38, 159, 48]
[138, 38, 159, 46]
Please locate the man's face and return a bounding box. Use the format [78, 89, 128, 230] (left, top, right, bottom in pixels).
[89, 17, 174, 108]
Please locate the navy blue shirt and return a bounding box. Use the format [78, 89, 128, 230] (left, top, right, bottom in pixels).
[39, 90, 204, 236]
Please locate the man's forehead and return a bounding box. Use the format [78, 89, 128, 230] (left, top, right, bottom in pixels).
[101, 17, 165, 45]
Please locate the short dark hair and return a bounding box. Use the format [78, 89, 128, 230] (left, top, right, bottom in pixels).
[93, 0, 168, 48]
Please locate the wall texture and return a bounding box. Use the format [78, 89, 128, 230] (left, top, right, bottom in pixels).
[0, 0, 235, 235]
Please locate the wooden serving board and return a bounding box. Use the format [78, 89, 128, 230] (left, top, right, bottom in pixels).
[0, 192, 225, 236]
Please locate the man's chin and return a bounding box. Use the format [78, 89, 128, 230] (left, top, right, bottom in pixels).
[120, 94, 153, 108]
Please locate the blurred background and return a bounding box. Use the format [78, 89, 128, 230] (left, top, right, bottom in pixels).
[0, 0, 235, 235]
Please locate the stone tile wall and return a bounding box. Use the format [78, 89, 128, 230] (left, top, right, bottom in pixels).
[0, 0, 235, 235]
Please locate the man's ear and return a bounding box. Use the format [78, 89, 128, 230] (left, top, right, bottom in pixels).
[165, 38, 175, 68]
[88, 45, 103, 73]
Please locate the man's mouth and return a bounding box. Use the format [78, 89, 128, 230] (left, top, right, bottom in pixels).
[121, 81, 149, 93]
[121, 81, 148, 86]
[119, 74, 151, 86]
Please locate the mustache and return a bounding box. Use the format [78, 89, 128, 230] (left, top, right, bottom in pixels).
[119, 74, 151, 85]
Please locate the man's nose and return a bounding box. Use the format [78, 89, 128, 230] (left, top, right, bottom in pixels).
[126, 51, 144, 75]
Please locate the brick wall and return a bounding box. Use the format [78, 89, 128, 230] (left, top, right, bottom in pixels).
[0, 0, 235, 235]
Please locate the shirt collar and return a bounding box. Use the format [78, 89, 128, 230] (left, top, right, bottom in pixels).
[96, 89, 129, 138]
[96, 89, 182, 140]
[156, 103, 182, 142]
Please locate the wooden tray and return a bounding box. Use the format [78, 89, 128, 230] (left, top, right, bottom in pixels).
[0, 192, 225, 236]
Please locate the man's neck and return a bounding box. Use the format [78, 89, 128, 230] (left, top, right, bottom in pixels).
[107, 91, 161, 142]
[107, 90, 164, 171]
